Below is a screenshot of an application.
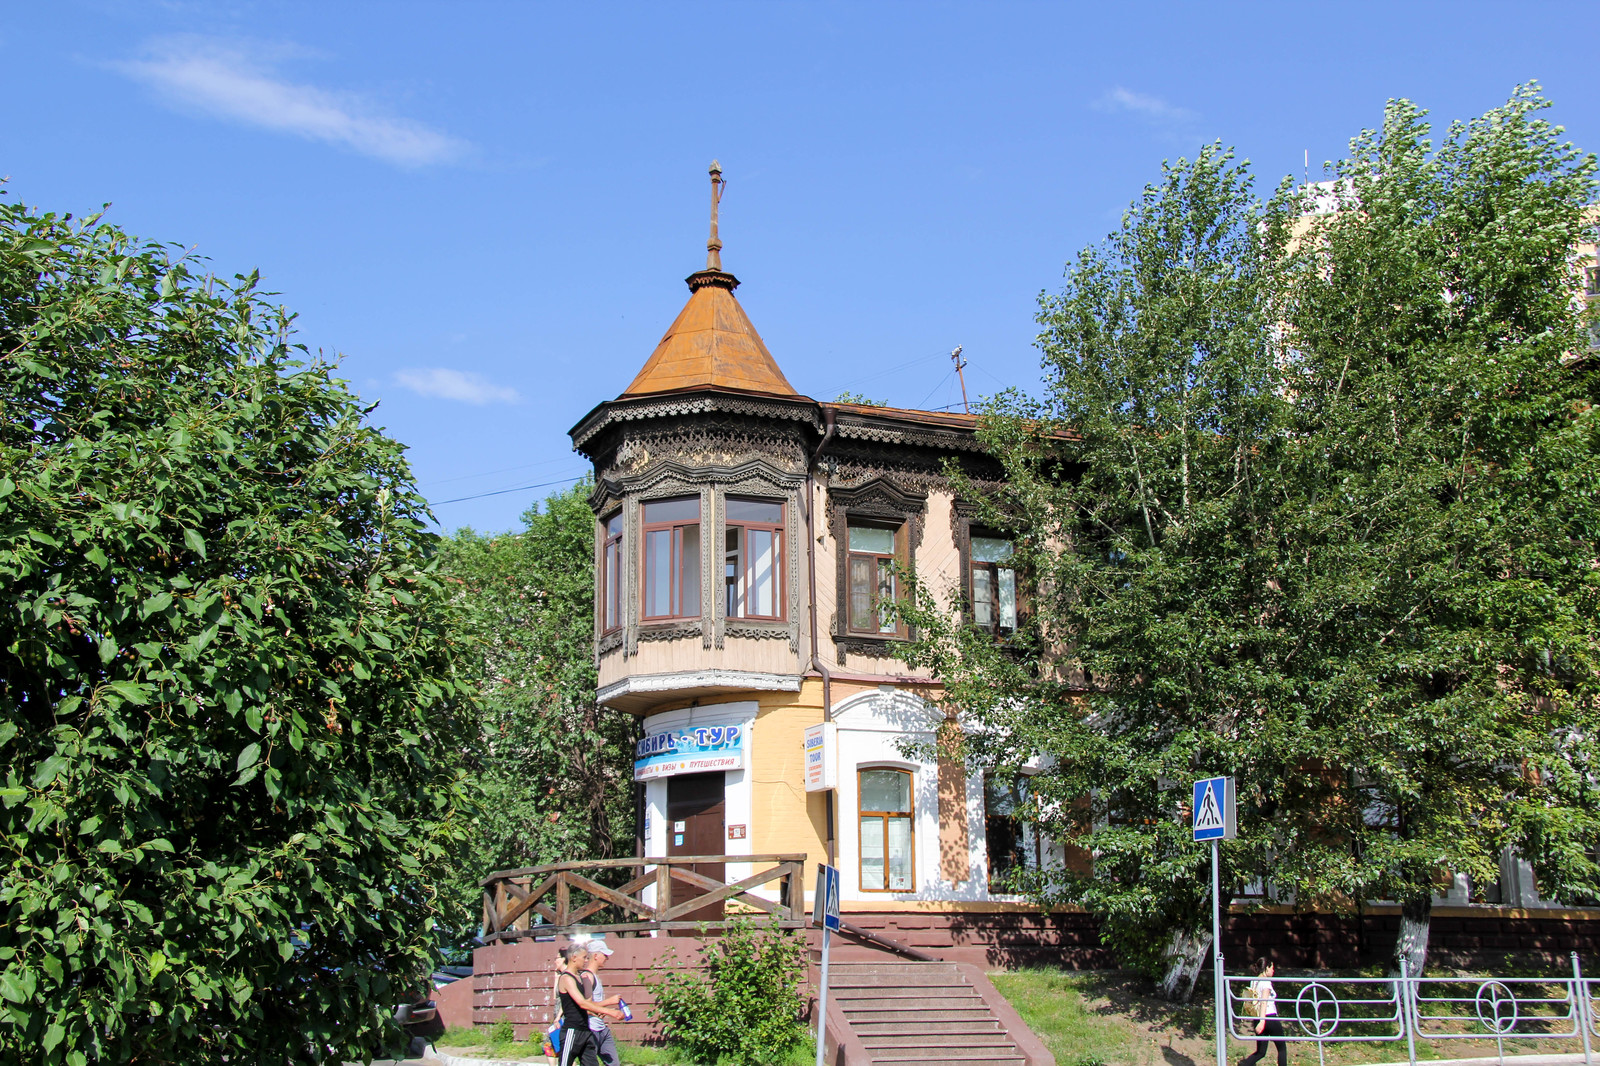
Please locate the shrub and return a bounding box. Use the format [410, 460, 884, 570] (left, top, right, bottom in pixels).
[647, 920, 809, 1066]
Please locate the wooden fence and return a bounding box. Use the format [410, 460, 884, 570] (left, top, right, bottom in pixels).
[480, 854, 807, 941]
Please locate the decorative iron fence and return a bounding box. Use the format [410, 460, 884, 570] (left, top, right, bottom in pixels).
[1221, 953, 1597, 1066]
[480, 853, 807, 940]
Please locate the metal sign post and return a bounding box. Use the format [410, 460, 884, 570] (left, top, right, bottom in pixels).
[813, 864, 841, 1066]
[1193, 777, 1236, 1066]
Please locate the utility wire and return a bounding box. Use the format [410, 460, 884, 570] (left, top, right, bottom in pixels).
[432, 474, 587, 506]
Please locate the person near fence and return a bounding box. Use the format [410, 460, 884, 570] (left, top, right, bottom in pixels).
[557, 944, 624, 1066]
[577, 938, 624, 1066]
[1239, 958, 1287, 1066]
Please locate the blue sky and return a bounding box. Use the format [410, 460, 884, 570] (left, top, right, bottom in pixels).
[5, 2, 1597, 533]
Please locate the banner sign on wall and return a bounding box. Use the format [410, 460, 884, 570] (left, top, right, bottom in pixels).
[803, 723, 837, 792]
[634, 724, 747, 781]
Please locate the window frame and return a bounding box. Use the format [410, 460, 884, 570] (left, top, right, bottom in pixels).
[640, 495, 702, 622]
[857, 766, 916, 893]
[983, 773, 1040, 893]
[600, 510, 624, 633]
[845, 520, 905, 638]
[956, 517, 1027, 638]
[724, 496, 785, 622]
[968, 532, 1019, 635]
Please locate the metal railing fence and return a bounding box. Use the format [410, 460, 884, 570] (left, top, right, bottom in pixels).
[1220, 953, 1597, 1066]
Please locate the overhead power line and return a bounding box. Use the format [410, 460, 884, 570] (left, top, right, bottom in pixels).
[431, 474, 587, 506]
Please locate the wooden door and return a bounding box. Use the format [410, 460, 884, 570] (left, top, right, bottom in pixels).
[666, 773, 725, 932]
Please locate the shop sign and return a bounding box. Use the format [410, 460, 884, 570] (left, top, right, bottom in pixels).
[804, 722, 837, 792]
[634, 724, 746, 781]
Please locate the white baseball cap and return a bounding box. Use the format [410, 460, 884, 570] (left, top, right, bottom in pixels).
[584, 938, 614, 956]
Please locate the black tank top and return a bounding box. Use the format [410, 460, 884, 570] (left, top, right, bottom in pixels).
[557, 973, 588, 1030]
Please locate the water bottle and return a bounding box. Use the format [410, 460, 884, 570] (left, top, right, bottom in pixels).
[619, 998, 633, 1022]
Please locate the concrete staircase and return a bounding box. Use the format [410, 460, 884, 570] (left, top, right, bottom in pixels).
[826, 961, 1047, 1066]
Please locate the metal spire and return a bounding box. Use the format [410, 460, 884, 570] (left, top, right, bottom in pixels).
[706, 160, 725, 271]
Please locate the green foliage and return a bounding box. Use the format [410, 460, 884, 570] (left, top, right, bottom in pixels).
[485, 1019, 516, 1048]
[1278, 86, 1600, 964]
[0, 197, 474, 1063]
[832, 391, 887, 406]
[901, 87, 1600, 977]
[439, 484, 633, 911]
[646, 921, 809, 1066]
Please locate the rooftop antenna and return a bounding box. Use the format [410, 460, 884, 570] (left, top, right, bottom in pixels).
[706, 160, 725, 271]
[951, 345, 969, 413]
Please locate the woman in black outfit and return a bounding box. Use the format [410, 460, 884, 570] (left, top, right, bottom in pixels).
[558, 944, 622, 1066]
[1238, 958, 1287, 1066]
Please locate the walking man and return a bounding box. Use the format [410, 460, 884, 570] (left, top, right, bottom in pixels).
[579, 937, 623, 1066]
[556, 943, 623, 1066]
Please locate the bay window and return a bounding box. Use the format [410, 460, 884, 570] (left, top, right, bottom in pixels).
[642, 496, 701, 620]
[846, 523, 901, 636]
[725, 496, 783, 619]
[859, 767, 914, 891]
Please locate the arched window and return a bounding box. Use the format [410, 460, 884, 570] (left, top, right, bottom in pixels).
[858, 767, 914, 891]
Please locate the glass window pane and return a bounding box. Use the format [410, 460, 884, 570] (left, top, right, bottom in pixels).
[972, 536, 1013, 564]
[876, 560, 897, 634]
[998, 568, 1017, 630]
[748, 528, 776, 616]
[678, 524, 700, 616]
[972, 567, 993, 627]
[725, 527, 742, 617]
[887, 816, 913, 890]
[644, 529, 671, 616]
[606, 513, 623, 537]
[860, 816, 885, 891]
[860, 769, 911, 813]
[848, 525, 896, 554]
[727, 497, 783, 523]
[604, 542, 620, 628]
[849, 556, 875, 631]
[643, 496, 699, 524]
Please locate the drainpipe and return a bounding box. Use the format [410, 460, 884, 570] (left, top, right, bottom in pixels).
[806, 406, 838, 866]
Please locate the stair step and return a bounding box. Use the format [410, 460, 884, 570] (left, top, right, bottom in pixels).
[832, 962, 963, 972]
[830, 973, 971, 988]
[861, 1035, 1018, 1049]
[840, 999, 987, 1013]
[869, 1049, 1025, 1063]
[876, 1056, 1024, 1062]
[844, 1009, 995, 1023]
[833, 987, 978, 1001]
[857, 1017, 992, 1030]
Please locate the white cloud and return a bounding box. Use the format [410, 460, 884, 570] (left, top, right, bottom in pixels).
[113, 36, 465, 167]
[395, 368, 521, 405]
[1095, 86, 1198, 124]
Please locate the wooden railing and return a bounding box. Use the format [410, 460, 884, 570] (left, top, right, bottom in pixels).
[480, 854, 807, 941]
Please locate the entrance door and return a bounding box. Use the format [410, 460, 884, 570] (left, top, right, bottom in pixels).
[666, 773, 726, 931]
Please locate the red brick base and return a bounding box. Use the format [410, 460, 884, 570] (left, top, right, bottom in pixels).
[465, 908, 1600, 1038]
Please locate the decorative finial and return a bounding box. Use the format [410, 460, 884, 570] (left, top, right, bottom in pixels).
[706, 160, 725, 271]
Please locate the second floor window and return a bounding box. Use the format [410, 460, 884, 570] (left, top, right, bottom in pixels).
[725, 497, 783, 619]
[847, 523, 900, 635]
[642, 496, 700, 620]
[859, 768, 914, 891]
[601, 512, 623, 631]
[970, 535, 1017, 632]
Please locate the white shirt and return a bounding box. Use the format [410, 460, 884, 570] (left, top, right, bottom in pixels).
[1249, 979, 1278, 1017]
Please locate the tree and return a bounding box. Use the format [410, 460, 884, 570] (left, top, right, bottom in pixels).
[439, 483, 634, 913]
[0, 198, 473, 1064]
[1281, 86, 1600, 974]
[902, 144, 1303, 994]
[903, 86, 1600, 989]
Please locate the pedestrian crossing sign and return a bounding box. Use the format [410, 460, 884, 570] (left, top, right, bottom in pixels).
[1192, 776, 1236, 841]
